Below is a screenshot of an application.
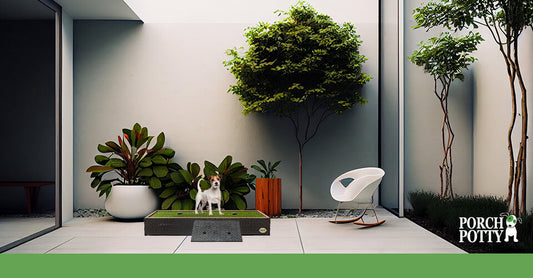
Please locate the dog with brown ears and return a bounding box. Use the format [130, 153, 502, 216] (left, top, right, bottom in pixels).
[194, 173, 224, 215]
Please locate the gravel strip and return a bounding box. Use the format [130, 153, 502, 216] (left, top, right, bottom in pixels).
[278, 209, 364, 218]
[73, 208, 363, 218]
[73, 208, 109, 217]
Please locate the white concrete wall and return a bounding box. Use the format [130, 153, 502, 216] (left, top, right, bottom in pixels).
[403, 0, 475, 204]
[73, 0, 379, 209]
[62, 11, 74, 222]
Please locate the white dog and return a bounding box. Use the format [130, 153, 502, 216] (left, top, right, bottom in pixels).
[504, 215, 519, 242]
[194, 174, 224, 215]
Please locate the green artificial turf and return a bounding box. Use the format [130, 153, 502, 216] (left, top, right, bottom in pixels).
[149, 210, 266, 218]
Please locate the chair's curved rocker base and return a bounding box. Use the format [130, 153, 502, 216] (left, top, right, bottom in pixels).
[329, 215, 364, 224]
[329, 208, 366, 224]
[330, 203, 384, 227]
[354, 219, 386, 226]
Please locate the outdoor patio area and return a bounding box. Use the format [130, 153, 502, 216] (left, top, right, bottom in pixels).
[4, 208, 464, 254]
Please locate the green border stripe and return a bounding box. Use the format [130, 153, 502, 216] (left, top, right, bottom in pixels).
[1, 254, 532, 277]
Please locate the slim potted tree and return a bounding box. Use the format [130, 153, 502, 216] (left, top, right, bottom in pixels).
[252, 160, 281, 216]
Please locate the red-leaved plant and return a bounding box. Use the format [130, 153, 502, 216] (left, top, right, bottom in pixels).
[86, 123, 179, 197]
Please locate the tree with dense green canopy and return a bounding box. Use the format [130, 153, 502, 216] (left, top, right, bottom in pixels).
[413, 0, 533, 215]
[224, 2, 370, 214]
[410, 32, 483, 200]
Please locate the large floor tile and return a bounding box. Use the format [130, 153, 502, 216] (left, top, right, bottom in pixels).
[47, 236, 185, 254]
[296, 209, 465, 253]
[49, 217, 146, 237]
[5, 235, 74, 254]
[0, 217, 56, 248]
[176, 219, 303, 253]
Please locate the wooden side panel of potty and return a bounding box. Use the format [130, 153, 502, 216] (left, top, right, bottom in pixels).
[255, 178, 281, 216]
[144, 210, 270, 236]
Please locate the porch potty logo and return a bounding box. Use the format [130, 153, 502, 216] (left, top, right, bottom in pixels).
[458, 213, 521, 243]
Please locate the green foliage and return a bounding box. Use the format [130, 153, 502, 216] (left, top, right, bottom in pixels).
[159, 155, 255, 211]
[251, 160, 281, 179]
[412, 0, 533, 215]
[440, 195, 508, 238]
[409, 31, 482, 199]
[413, 0, 533, 33]
[225, 2, 371, 213]
[408, 191, 440, 217]
[412, 191, 533, 251]
[86, 123, 178, 198]
[518, 211, 533, 251]
[410, 191, 508, 239]
[426, 198, 449, 229]
[409, 32, 482, 82]
[224, 2, 370, 117]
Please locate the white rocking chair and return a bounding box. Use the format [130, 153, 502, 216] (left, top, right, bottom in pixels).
[329, 167, 385, 226]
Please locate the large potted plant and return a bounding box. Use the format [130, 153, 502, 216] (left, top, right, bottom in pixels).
[252, 160, 281, 216]
[86, 123, 178, 219]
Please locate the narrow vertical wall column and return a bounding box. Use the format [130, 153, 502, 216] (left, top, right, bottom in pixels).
[398, 0, 405, 217]
[379, 0, 402, 216]
[62, 12, 74, 223]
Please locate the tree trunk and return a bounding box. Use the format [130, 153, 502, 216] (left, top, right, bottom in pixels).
[515, 40, 528, 216]
[504, 39, 528, 216]
[298, 147, 303, 215]
[437, 80, 454, 200]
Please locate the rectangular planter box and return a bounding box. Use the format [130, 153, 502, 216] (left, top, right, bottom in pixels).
[144, 210, 270, 236]
[255, 178, 281, 216]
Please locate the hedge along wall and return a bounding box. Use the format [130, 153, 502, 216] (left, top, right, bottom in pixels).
[73, 0, 379, 209]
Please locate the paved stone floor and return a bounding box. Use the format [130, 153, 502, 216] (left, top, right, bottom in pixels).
[3, 208, 465, 254]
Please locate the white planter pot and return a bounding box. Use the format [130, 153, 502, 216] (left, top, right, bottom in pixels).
[105, 185, 159, 220]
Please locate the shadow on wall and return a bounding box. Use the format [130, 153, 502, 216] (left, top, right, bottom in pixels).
[73, 20, 378, 210]
[404, 64, 475, 207]
[250, 100, 378, 209]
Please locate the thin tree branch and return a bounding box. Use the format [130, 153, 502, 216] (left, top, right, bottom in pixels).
[302, 108, 334, 148]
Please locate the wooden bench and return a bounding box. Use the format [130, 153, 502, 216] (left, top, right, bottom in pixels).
[0, 181, 54, 214]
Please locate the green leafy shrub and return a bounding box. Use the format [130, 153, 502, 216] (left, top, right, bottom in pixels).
[86, 123, 177, 197]
[224, 2, 370, 213]
[427, 198, 448, 229]
[408, 191, 440, 217]
[159, 155, 255, 210]
[410, 191, 508, 239]
[251, 160, 281, 179]
[158, 162, 200, 210]
[444, 195, 507, 239]
[409, 190, 533, 251]
[518, 211, 533, 252]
